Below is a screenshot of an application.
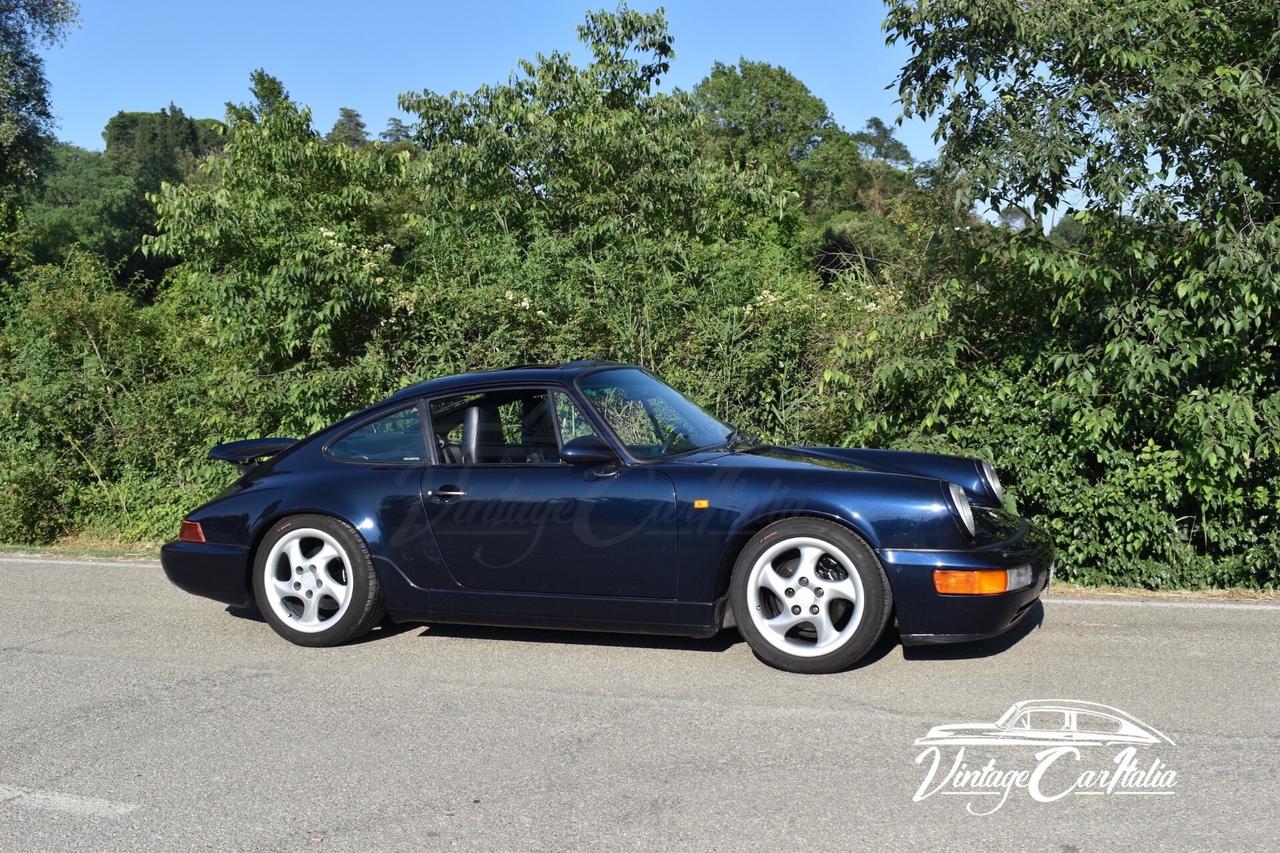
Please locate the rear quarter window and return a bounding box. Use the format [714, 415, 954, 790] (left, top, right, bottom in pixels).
[328, 407, 427, 463]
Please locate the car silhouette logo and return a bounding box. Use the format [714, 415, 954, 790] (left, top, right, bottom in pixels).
[915, 700, 1175, 747]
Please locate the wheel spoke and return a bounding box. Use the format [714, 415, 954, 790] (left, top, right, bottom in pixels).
[312, 543, 342, 569]
[758, 567, 792, 603]
[299, 592, 321, 625]
[812, 607, 841, 647]
[823, 576, 858, 603]
[796, 545, 822, 579]
[763, 609, 805, 639]
[271, 577, 297, 600]
[319, 568, 348, 607]
[284, 539, 305, 569]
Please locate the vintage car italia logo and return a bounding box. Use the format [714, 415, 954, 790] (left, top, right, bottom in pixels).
[912, 700, 1178, 814]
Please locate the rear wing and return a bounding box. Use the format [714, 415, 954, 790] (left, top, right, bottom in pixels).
[208, 438, 298, 474]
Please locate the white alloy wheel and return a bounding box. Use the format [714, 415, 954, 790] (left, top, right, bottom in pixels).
[746, 535, 866, 658]
[262, 527, 354, 633]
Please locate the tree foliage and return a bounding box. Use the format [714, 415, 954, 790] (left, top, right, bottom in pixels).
[326, 106, 368, 148]
[829, 0, 1280, 586]
[693, 59, 835, 174]
[21, 104, 224, 283]
[0, 0, 78, 195]
[1, 4, 1276, 589]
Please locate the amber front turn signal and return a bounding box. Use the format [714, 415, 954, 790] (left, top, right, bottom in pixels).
[933, 568, 1008, 595]
[178, 520, 205, 543]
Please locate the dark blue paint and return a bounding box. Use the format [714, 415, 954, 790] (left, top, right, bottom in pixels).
[421, 464, 678, 597]
[161, 362, 1053, 644]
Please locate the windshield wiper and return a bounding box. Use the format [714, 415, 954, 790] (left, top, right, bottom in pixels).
[722, 428, 763, 453]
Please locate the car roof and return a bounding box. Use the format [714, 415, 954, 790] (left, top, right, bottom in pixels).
[385, 360, 632, 403]
[1005, 699, 1127, 716]
[999, 699, 1153, 730]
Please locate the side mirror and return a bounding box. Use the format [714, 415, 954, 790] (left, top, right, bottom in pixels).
[560, 434, 618, 465]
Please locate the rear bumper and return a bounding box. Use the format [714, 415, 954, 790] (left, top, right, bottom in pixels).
[160, 540, 252, 607]
[882, 526, 1052, 646]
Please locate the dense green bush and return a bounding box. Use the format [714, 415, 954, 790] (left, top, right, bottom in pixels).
[1, 4, 1276, 589]
[825, 0, 1280, 588]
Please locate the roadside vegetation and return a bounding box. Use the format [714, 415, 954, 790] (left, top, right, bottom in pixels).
[1, 2, 1276, 588]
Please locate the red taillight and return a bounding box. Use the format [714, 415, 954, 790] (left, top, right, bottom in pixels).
[178, 520, 205, 543]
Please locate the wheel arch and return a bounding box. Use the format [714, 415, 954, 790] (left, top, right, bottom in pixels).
[713, 508, 882, 603]
[245, 508, 374, 593]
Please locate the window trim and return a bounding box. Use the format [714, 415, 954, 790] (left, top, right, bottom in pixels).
[322, 400, 433, 467]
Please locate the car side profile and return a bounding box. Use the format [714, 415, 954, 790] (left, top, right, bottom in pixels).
[161, 361, 1053, 673]
[915, 700, 1174, 747]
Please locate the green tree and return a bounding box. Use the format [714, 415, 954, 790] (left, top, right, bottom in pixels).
[379, 117, 411, 143]
[326, 107, 368, 147]
[103, 104, 222, 181]
[146, 10, 825, 454]
[393, 4, 814, 412]
[692, 58, 834, 176]
[147, 72, 411, 431]
[839, 0, 1280, 586]
[850, 117, 912, 168]
[21, 106, 224, 284]
[21, 142, 133, 264]
[0, 0, 78, 196]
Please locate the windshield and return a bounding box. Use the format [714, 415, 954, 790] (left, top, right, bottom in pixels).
[578, 368, 732, 459]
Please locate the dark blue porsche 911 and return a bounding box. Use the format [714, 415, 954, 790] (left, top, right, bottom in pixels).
[162, 361, 1052, 673]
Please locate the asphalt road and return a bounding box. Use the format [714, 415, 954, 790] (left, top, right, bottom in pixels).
[1, 555, 1277, 852]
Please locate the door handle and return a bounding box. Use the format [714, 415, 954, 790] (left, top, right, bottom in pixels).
[427, 486, 467, 500]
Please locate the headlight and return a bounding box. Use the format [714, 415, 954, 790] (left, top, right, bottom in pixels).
[947, 482, 976, 537]
[981, 460, 1004, 503]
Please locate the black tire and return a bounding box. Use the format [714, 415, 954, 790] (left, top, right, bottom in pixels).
[252, 514, 385, 647]
[729, 517, 892, 674]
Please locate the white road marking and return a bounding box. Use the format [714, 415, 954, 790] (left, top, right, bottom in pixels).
[0, 784, 139, 818]
[0, 556, 158, 570]
[1046, 596, 1280, 612]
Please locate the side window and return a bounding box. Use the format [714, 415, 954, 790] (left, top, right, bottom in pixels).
[1074, 713, 1123, 734]
[430, 388, 579, 465]
[1019, 710, 1070, 731]
[551, 390, 599, 444]
[329, 406, 427, 463]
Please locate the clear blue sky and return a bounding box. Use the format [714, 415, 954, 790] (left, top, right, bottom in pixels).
[40, 0, 936, 160]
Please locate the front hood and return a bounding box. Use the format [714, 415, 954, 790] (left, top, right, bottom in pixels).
[918, 724, 997, 739]
[679, 445, 876, 475]
[691, 445, 996, 503]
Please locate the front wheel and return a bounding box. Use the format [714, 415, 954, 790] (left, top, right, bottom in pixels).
[730, 518, 892, 673]
[252, 514, 385, 647]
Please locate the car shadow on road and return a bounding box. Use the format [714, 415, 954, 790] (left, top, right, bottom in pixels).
[897, 600, 1044, 661]
[410, 622, 905, 669]
[227, 604, 740, 651]
[224, 605, 423, 644]
[412, 623, 746, 653]
[225, 601, 1041, 662]
[225, 604, 264, 623]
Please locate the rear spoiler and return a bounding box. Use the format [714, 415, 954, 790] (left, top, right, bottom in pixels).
[208, 438, 298, 474]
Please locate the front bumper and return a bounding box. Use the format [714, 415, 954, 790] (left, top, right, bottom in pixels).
[160, 540, 253, 607]
[882, 515, 1053, 646]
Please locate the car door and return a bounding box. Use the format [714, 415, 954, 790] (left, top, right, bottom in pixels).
[321, 401, 443, 589]
[420, 386, 678, 598]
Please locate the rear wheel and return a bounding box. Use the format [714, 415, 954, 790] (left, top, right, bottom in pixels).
[730, 518, 892, 673]
[252, 514, 384, 647]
